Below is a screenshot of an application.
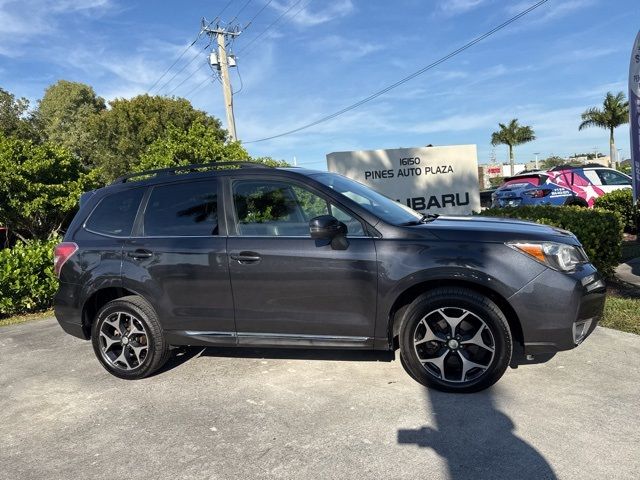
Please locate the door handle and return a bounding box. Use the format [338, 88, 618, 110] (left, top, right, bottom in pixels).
[230, 251, 261, 264]
[127, 249, 153, 259]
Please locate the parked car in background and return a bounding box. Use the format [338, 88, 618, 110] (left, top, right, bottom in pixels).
[54, 162, 605, 393]
[492, 164, 632, 208]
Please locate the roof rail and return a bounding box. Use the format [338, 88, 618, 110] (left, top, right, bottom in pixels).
[549, 163, 607, 171]
[549, 164, 580, 171]
[112, 161, 272, 184]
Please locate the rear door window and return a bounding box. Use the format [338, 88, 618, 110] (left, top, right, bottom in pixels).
[582, 170, 602, 185]
[85, 188, 144, 237]
[143, 181, 219, 237]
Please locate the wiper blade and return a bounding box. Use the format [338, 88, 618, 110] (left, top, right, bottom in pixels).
[399, 214, 440, 226]
[420, 213, 440, 223]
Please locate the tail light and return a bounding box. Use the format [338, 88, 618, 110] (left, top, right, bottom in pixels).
[523, 189, 552, 198]
[54, 242, 78, 278]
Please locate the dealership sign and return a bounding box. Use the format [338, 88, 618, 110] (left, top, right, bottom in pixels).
[630, 29, 640, 204]
[326, 145, 480, 215]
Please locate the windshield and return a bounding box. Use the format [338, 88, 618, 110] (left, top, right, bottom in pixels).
[311, 172, 422, 225]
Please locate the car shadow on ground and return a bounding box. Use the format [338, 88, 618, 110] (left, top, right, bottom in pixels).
[156, 346, 394, 375]
[397, 361, 557, 479]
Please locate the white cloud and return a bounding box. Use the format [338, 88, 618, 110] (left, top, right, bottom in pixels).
[270, 0, 354, 27]
[310, 34, 382, 61]
[438, 0, 488, 16]
[506, 0, 594, 23]
[0, 0, 114, 57]
[51, 0, 111, 12]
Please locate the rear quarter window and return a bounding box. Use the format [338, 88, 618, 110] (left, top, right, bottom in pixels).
[84, 188, 144, 237]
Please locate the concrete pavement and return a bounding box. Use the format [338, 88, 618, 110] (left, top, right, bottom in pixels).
[1, 317, 639, 480]
[615, 257, 640, 287]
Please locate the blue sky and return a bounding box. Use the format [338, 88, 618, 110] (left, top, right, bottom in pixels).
[0, 0, 638, 170]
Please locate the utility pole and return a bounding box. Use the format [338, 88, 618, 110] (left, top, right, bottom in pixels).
[533, 152, 540, 170]
[202, 20, 240, 141]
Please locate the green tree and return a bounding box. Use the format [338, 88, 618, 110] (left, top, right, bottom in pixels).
[88, 94, 227, 180]
[579, 91, 629, 168]
[0, 87, 39, 141]
[0, 135, 90, 240]
[490, 119, 536, 176]
[37, 80, 105, 162]
[619, 162, 632, 175]
[136, 121, 250, 172]
[136, 121, 289, 173]
[540, 155, 580, 170]
[249, 156, 290, 168]
[488, 176, 505, 188]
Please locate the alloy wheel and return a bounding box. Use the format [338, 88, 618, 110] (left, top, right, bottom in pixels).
[98, 311, 149, 371]
[413, 307, 496, 383]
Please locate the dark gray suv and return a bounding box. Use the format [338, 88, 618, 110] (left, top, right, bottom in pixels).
[53, 162, 606, 392]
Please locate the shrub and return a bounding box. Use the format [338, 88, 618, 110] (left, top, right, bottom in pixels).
[0, 134, 90, 240]
[0, 238, 58, 317]
[593, 189, 638, 233]
[479, 206, 623, 276]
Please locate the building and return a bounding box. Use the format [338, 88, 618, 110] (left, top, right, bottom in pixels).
[477, 163, 526, 190]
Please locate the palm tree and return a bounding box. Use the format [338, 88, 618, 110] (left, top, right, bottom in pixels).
[490, 119, 536, 176]
[579, 91, 629, 168]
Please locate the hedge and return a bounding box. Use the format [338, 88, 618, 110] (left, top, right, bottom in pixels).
[0, 237, 59, 317]
[479, 206, 623, 276]
[593, 189, 638, 233]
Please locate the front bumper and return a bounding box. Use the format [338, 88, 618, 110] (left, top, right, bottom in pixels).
[508, 263, 605, 355]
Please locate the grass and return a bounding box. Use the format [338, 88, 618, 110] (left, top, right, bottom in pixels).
[0, 309, 53, 327]
[601, 296, 640, 335]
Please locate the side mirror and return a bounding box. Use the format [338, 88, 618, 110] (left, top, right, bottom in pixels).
[309, 215, 349, 250]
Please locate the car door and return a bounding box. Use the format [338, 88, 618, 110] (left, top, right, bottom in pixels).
[121, 178, 235, 343]
[225, 175, 378, 348]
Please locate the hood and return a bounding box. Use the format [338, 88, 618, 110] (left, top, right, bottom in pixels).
[410, 215, 579, 245]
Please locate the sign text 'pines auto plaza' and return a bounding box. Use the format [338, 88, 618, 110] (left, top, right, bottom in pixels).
[326, 145, 480, 215]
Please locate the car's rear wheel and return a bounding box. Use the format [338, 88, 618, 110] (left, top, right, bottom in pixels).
[564, 197, 588, 207]
[399, 287, 512, 393]
[91, 296, 170, 379]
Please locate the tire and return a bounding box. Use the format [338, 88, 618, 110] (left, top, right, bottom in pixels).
[91, 295, 170, 380]
[399, 287, 512, 393]
[565, 198, 588, 207]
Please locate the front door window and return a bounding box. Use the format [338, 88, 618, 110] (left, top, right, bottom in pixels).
[232, 179, 365, 236]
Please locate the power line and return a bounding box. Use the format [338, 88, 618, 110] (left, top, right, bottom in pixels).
[236, 0, 305, 55]
[233, 60, 244, 95]
[179, 1, 299, 100]
[165, 53, 211, 96]
[184, 65, 223, 98]
[154, 42, 211, 95]
[147, 37, 202, 93]
[147, 1, 235, 93]
[215, 0, 236, 21]
[243, 0, 274, 29]
[228, 0, 253, 24]
[183, 70, 219, 98]
[244, 0, 549, 144]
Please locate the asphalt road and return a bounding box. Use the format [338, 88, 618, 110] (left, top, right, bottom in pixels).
[1, 318, 639, 480]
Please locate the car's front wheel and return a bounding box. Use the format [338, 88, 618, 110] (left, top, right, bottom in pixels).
[91, 296, 170, 380]
[399, 287, 512, 393]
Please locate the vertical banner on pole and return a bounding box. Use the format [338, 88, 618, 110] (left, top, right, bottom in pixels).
[630, 30, 640, 204]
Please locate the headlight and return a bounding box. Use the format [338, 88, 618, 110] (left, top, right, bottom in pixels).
[506, 241, 588, 272]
